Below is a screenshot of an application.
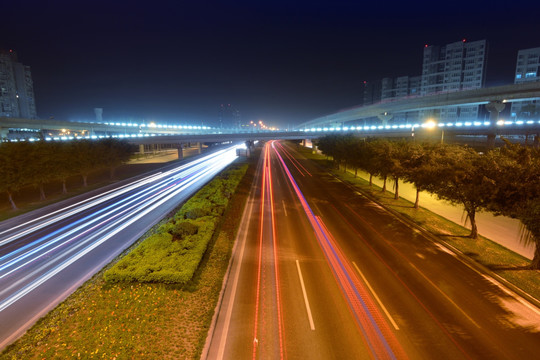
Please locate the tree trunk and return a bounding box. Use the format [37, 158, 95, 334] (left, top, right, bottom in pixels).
[414, 189, 420, 209]
[382, 175, 387, 192]
[468, 210, 478, 239]
[62, 180, 68, 194]
[7, 191, 17, 210]
[531, 240, 540, 269]
[354, 168, 358, 178]
[394, 176, 399, 200]
[344, 161, 347, 173]
[39, 185, 46, 201]
[369, 174, 373, 187]
[83, 174, 88, 187]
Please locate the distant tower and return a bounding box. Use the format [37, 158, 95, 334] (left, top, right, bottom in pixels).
[0, 49, 37, 118]
[94, 108, 103, 122]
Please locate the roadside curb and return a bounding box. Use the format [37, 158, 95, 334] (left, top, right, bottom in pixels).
[331, 172, 540, 311]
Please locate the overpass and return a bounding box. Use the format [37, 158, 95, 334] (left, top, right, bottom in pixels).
[1, 82, 539, 148]
[297, 82, 540, 129]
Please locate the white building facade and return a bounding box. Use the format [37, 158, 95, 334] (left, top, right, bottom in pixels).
[421, 39, 488, 122]
[510, 47, 540, 120]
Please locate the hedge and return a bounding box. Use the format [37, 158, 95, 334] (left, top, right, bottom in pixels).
[104, 164, 248, 284]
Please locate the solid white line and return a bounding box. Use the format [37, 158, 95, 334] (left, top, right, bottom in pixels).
[296, 259, 315, 330]
[214, 176, 259, 360]
[352, 261, 400, 330]
[282, 200, 288, 217]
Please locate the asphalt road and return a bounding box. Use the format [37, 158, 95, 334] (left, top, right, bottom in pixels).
[0, 144, 241, 350]
[206, 141, 540, 359]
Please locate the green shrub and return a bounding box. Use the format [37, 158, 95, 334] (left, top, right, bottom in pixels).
[104, 164, 247, 284]
[170, 220, 199, 239]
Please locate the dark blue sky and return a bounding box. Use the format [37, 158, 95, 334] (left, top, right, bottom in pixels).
[2, 0, 539, 127]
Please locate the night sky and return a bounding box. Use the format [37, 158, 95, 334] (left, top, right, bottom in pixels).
[2, 0, 539, 128]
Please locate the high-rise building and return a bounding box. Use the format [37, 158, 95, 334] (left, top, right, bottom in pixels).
[362, 80, 382, 106]
[381, 75, 422, 101]
[421, 39, 488, 122]
[381, 75, 422, 123]
[0, 49, 37, 119]
[510, 47, 540, 119]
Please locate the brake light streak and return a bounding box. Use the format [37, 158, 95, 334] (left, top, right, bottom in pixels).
[252, 142, 284, 359]
[272, 142, 407, 360]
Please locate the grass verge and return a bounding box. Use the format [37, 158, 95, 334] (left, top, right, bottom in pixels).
[296, 144, 540, 302]
[0, 157, 256, 360]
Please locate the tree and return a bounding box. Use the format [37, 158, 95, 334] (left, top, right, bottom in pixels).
[0, 142, 32, 210]
[98, 138, 134, 179]
[71, 140, 102, 187]
[416, 144, 495, 239]
[402, 142, 436, 209]
[30, 142, 58, 200]
[486, 141, 540, 268]
[51, 142, 76, 194]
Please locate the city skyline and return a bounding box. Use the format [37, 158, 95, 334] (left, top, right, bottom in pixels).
[2, 0, 539, 127]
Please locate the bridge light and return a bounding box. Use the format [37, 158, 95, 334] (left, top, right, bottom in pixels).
[473, 122, 482, 126]
[526, 120, 534, 124]
[464, 122, 472, 126]
[516, 120, 524, 125]
[496, 120, 505, 126]
[423, 119, 436, 129]
[483, 121, 491, 126]
[455, 122, 463, 127]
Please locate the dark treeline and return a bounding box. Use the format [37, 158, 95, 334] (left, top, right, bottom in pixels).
[0, 139, 134, 210]
[316, 135, 540, 269]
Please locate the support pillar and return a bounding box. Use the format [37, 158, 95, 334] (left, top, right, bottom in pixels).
[485, 101, 506, 148]
[0, 126, 8, 140]
[312, 144, 318, 154]
[139, 144, 145, 154]
[197, 142, 202, 154]
[302, 139, 306, 147]
[377, 112, 393, 126]
[177, 144, 183, 160]
[534, 134, 539, 149]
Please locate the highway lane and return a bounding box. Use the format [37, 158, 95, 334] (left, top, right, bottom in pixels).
[279, 141, 540, 359]
[207, 140, 540, 359]
[206, 142, 403, 359]
[0, 144, 242, 350]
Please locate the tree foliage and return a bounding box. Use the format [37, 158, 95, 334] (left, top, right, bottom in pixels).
[315, 134, 540, 268]
[0, 138, 134, 209]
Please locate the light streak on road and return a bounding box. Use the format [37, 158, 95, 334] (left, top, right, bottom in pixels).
[252, 142, 284, 360]
[272, 141, 407, 360]
[0, 145, 241, 348]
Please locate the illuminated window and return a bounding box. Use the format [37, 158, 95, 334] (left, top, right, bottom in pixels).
[525, 72, 537, 78]
[516, 74, 522, 79]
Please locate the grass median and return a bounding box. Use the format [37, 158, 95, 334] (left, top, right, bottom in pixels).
[295, 143, 540, 302]
[1, 158, 255, 360]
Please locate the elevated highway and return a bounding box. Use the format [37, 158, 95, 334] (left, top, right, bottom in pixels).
[298, 82, 540, 129]
[1, 82, 540, 147]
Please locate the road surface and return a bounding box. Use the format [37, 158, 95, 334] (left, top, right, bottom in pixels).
[0, 144, 241, 350]
[205, 141, 540, 359]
